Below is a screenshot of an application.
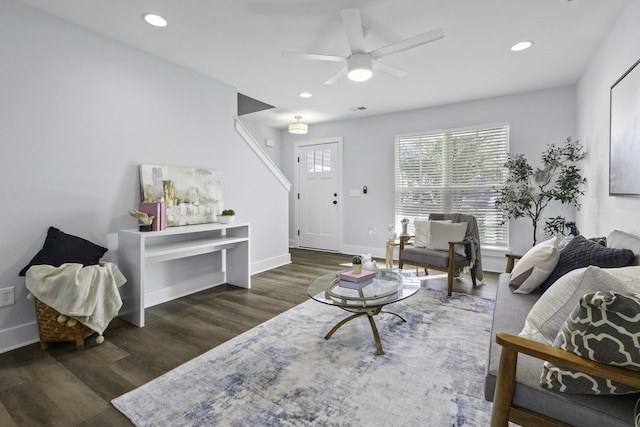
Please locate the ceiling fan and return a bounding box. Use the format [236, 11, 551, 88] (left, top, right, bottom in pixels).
[283, 8, 444, 84]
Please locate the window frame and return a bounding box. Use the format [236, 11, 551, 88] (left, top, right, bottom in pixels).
[394, 123, 510, 250]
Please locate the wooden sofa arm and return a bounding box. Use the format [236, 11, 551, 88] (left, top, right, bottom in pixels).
[491, 332, 640, 427]
[504, 253, 523, 273]
[496, 333, 640, 388]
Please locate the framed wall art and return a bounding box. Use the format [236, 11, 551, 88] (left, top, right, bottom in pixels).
[139, 164, 223, 227]
[610, 58, 640, 195]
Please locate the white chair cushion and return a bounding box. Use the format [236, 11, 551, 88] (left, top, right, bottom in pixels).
[426, 221, 467, 256]
[414, 219, 451, 248]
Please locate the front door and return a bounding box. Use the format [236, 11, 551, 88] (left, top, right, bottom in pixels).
[298, 141, 340, 251]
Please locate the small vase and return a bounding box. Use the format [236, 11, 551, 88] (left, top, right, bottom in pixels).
[352, 264, 362, 274]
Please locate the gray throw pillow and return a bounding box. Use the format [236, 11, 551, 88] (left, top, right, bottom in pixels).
[540, 291, 640, 395]
[539, 235, 635, 292]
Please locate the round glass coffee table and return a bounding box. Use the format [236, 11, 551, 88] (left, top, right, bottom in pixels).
[307, 269, 421, 355]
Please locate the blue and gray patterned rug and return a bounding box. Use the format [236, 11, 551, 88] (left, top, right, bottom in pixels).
[112, 287, 495, 426]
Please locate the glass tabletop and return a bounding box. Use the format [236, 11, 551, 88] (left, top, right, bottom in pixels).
[307, 269, 422, 309]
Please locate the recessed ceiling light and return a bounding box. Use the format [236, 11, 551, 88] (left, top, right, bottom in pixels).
[299, 92, 312, 98]
[511, 41, 533, 52]
[143, 13, 168, 27]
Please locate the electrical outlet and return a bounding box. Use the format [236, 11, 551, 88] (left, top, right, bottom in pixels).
[0, 287, 15, 307]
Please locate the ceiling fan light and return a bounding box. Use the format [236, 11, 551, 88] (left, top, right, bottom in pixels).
[347, 53, 373, 82]
[347, 67, 373, 82]
[288, 116, 308, 134]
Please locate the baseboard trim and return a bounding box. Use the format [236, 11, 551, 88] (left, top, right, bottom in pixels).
[0, 322, 39, 355]
[252, 253, 291, 275]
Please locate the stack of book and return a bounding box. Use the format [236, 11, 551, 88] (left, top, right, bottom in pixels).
[339, 270, 376, 289]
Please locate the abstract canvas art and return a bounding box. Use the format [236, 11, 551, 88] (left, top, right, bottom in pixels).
[139, 164, 223, 227]
[610, 58, 640, 195]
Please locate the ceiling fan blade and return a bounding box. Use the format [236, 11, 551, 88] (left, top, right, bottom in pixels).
[373, 61, 408, 78]
[324, 67, 348, 85]
[282, 51, 347, 62]
[370, 28, 444, 60]
[340, 8, 365, 53]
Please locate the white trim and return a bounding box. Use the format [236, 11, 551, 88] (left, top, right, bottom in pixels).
[0, 322, 39, 354]
[251, 253, 291, 275]
[234, 118, 292, 191]
[294, 137, 344, 253]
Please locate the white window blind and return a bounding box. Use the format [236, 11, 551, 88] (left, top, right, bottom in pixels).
[394, 124, 510, 249]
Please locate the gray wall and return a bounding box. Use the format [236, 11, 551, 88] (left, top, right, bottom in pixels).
[576, 0, 640, 237]
[281, 86, 577, 265]
[0, 1, 290, 351]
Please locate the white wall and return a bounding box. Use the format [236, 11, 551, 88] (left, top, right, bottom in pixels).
[0, 1, 290, 352]
[576, 0, 640, 237]
[281, 86, 576, 266]
[238, 117, 283, 168]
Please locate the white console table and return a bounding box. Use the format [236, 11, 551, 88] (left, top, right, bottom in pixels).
[117, 222, 250, 327]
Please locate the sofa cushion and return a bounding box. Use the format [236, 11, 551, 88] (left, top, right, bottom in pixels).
[19, 227, 108, 276]
[509, 237, 559, 294]
[539, 235, 635, 292]
[541, 291, 640, 395]
[426, 221, 467, 256]
[519, 266, 639, 345]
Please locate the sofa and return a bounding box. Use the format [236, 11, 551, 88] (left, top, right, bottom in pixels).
[484, 230, 640, 426]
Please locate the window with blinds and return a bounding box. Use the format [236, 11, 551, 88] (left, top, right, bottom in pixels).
[394, 124, 510, 249]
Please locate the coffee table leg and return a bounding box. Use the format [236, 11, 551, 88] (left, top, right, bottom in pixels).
[324, 309, 402, 355]
[366, 314, 385, 355]
[324, 312, 365, 340]
[380, 310, 407, 323]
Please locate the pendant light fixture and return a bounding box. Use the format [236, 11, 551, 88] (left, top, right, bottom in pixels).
[288, 116, 308, 134]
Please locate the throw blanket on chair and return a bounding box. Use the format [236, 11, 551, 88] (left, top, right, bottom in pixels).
[429, 213, 484, 282]
[25, 262, 126, 335]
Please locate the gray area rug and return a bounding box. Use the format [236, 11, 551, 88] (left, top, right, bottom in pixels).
[112, 288, 495, 426]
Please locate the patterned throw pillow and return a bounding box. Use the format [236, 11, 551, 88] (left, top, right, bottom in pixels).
[509, 237, 559, 294]
[540, 291, 640, 394]
[539, 235, 635, 292]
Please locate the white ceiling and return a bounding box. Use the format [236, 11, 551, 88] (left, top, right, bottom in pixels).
[19, 0, 629, 130]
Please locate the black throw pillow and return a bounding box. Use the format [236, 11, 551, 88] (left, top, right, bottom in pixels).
[538, 235, 635, 292]
[19, 227, 108, 276]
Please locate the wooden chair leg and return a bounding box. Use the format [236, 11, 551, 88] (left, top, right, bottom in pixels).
[447, 264, 455, 296]
[471, 265, 477, 287]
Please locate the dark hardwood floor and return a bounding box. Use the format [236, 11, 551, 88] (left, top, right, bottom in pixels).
[0, 249, 498, 426]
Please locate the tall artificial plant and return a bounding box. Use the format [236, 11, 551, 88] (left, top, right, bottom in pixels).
[495, 137, 586, 246]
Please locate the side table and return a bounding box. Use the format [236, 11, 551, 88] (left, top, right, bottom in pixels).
[385, 240, 400, 268]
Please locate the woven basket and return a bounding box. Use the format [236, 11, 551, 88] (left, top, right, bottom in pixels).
[34, 298, 95, 350]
